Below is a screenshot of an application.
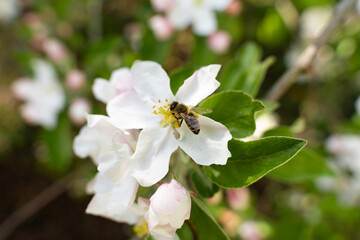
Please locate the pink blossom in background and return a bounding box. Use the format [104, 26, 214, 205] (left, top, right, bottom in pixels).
[149, 15, 174, 40]
[226, 188, 250, 210]
[66, 69, 85, 91]
[151, 0, 175, 12]
[43, 38, 68, 63]
[207, 31, 231, 54]
[226, 0, 242, 16]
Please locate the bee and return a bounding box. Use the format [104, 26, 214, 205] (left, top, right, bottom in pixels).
[169, 101, 212, 135]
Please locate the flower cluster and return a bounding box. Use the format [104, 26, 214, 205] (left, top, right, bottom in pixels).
[74, 60, 232, 239]
[149, 0, 236, 53]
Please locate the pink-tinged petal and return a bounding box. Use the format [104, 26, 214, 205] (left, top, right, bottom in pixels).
[107, 92, 159, 129]
[175, 65, 221, 106]
[177, 115, 231, 165]
[131, 61, 175, 104]
[109, 67, 134, 95]
[92, 78, 117, 103]
[132, 127, 178, 187]
[192, 8, 217, 36]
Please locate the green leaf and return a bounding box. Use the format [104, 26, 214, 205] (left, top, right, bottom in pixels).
[189, 197, 229, 240]
[268, 149, 334, 182]
[190, 169, 219, 198]
[219, 42, 274, 97]
[41, 114, 73, 173]
[200, 90, 264, 138]
[263, 126, 293, 137]
[204, 137, 307, 188]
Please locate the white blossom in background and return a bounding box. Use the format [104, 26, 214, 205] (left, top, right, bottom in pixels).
[242, 113, 278, 141]
[355, 96, 360, 116]
[107, 61, 232, 187]
[356, 0, 360, 14]
[92, 67, 133, 104]
[225, 0, 242, 16]
[316, 134, 360, 206]
[0, 0, 20, 23]
[68, 98, 91, 125]
[65, 69, 85, 90]
[299, 6, 331, 40]
[166, 0, 232, 36]
[12, 60, 65, 129]
[207, 31, 231, 54]
[149, 15, 174, 40]
[146, 179, 191, 239]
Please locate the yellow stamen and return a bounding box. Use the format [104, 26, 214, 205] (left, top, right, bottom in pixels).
[165, 99, 168, 102]
[158, 99, 161, 103]
[195, 112, 199, 118]
[152, 105, 156, 108]
[153, 110, 157, 114]
[133, 221, 149, 239]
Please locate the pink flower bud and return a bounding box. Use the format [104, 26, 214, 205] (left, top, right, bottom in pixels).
[226, 188, 250, 210]
[226, 0, 242, 16]
[66, 69, 85, 91]
[149, 15, 174, 40]
[69, 98, 91, 126]
[218, 209, 241, 237]
[43, 38, 68, 63]
[238, 221, 262, 240]
[207, 31, 231, 54]
[145, 179, 191, 238]
[206, 191, 223, 205]
[151, 0, 175, 12]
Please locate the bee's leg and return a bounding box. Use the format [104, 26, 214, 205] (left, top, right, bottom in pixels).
[179, 119, 183, 127]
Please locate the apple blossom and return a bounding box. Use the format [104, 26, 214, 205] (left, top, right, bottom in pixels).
[149, 15, 174, 40]
[12, 60, 65, 129]
[207, 31, 231, 54]
[107, 61, 232, 186]
[145, 179, 191, 238]
[68, 98, 91, 125]
[82, 116, 140, 221]
[92, 67, 133, 104]
[65, 69, 85, 90]
[238, 221, 263, 240]
[167, 0, 232, 36]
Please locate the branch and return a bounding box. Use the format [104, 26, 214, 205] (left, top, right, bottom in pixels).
[265, 0, 357, 102]
[0, 174, 72, 240]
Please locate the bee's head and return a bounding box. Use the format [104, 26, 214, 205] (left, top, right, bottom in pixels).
[169, 101, 178, 111]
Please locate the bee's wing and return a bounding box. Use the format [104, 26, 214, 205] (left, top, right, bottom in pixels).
[190, 106, 213, 115]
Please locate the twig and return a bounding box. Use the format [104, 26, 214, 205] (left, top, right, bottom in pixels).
[265, 0, 357, 102]
[0, 174, 72, 240]
[186, 220, 198, 240]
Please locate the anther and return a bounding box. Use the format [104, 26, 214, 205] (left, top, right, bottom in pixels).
[152, 105, 156, 108]
[153, 110, 157, 114]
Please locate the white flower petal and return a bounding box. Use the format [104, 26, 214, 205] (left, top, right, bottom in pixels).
[109, 67, 133, 93]
[86, 176, 139, 222]
[177, 115, 231, 165]
[175, 64, 221, 106]
[203, 0, 232, 10]
[12, 78, 34, 100]
[132, 127, 178, 186]
[192, 8, 217, 36]
[131, 61, 175, 104]
[107, 92, 159, 129]
[92, 78, 117, 104]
